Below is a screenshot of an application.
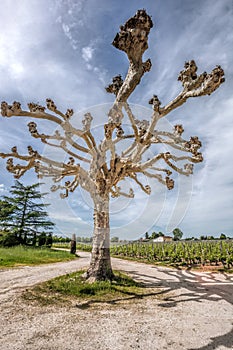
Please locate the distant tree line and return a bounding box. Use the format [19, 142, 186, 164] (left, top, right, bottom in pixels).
[52, 235, 71, 243]
[52, 236, 93, 243]
[144, 229, 230, 241]
[144, 228, 183, 241]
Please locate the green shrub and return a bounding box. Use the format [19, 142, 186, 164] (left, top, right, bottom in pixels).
[0, 231, 20, 247]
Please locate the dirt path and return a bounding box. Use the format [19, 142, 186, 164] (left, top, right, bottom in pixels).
[1, 252, 233, 350]
[0, 252, 90, 304]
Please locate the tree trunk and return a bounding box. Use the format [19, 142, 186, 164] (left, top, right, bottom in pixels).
[86, 195, 114, 282]
[20, 193, 28, 245]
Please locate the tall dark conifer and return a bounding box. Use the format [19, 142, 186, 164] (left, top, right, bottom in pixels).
[0, 199, 15, 228]
[2, 181, 54, 245]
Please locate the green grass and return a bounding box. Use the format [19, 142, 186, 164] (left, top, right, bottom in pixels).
[52, 243, 70, 249]
[52, 243, 92, 251]
[23, 270, 148, 306]
[0, 245, 77, 268]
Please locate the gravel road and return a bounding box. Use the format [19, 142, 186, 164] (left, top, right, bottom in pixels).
[1, 251, 233, 350]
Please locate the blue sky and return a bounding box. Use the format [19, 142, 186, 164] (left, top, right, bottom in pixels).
[0, 0, 232, 239]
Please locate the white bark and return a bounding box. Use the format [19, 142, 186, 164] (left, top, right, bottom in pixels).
[0, 10, 225, 281]
[86, 195, 113, 281]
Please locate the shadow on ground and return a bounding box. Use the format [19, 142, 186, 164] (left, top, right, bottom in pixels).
[77, 264, 233, 349]
[130, 267, 233, 349]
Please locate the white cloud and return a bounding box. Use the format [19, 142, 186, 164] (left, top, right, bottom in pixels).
[50, 212, 84, 223]
[81, 43, 108, 84]
[0, 0, 232, 238]
[0, 183, 9, 195]
[82, 46, 94, 62]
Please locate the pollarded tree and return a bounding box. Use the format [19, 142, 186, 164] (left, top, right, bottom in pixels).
[2, 181, 54, 245]
[0, 10, 224, 281]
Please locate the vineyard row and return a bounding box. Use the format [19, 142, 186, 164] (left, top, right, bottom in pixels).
[77, 240, 233, 268]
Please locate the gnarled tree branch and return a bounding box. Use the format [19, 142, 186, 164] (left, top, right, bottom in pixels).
[0, 9, 224, 202]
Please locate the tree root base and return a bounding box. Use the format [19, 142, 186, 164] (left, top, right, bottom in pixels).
[82, 269, 115, 283]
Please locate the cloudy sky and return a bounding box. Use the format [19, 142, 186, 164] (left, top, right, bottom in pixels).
[0, 0, 232, 239]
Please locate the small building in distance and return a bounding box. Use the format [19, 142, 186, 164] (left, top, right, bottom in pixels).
[153, 236, 173, 243]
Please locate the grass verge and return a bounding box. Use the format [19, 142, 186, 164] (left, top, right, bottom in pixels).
[0, 245, 77, 268]
[23, 270, 148, 306]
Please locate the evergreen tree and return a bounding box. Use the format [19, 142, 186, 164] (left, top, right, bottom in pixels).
[2, 181, 54, 245]
[0, 199, 18, 246]
[0, 199, 15, 229]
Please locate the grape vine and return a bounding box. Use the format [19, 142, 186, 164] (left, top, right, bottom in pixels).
[110, 240, 233, 269]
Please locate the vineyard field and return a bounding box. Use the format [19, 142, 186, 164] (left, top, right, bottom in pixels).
[110, 240, 233, 269]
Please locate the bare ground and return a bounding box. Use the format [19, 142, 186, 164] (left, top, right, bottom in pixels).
[0, 252, 233, 350]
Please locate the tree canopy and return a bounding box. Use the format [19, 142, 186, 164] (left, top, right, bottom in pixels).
[172, 228, 183, 241]
[0, 10, 224, 279]
[0, 181, 54, 246]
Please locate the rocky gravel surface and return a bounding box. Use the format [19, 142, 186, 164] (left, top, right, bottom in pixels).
[0, 252, 233, 350]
